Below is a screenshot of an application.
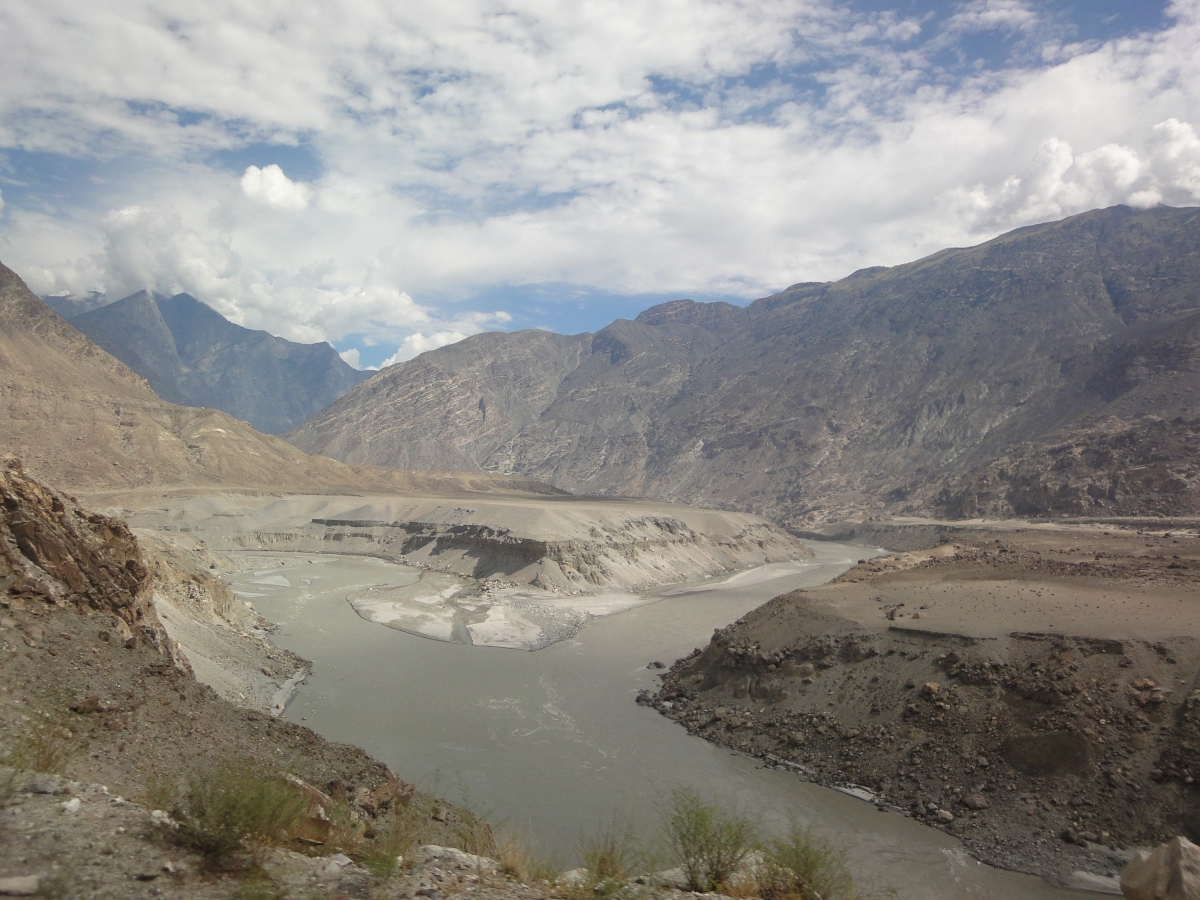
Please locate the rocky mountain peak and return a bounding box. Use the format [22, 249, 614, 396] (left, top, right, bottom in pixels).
[633, 298, 745, 329]
[69, 290, 368, 434]
[288, 205, 1200, 525]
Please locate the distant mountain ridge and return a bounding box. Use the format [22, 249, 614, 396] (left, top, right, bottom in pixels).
[0, 262, 555, 497]
[67, 291, 367, 434]
[287, 205, 1200, 525]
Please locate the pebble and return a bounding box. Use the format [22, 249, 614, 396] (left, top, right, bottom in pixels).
[0, 875, 40, 896]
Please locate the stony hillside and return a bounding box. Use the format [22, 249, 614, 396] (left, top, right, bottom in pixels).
[1, 457, 506, 900]
[0, 262, 556, 498]
[288, 205, 1200, 526]
[71, 291, 367, 434]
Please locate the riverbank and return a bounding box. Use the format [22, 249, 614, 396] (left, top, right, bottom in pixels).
[232, 543, 1090, 898]
[652, 520, 1200, 890]
[1, 459, 500, 899]
[104, 488, 813, 651]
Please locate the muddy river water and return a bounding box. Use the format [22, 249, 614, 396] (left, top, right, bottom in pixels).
[227, 543, 1089, 900]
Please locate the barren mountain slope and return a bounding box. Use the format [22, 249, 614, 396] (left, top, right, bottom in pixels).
[0, 263, 553, 498]
[288, 206, 1200, 524]
[290, 328, 595, 471]
[71, 291, 368, 434]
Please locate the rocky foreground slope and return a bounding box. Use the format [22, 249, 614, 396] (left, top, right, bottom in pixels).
[1, 456, 515, 898]
[70, 290, 368, 434]
[289, 205, 1200, 526]
[652, 522, 1200, 886]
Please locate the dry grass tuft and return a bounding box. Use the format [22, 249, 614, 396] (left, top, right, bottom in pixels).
[494, 829, 560, 884]
[2, 695, 82, 775]
[167, 761, 307, 871]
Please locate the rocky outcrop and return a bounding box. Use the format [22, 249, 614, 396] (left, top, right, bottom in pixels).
[656, 612, 1200, 883]
[1121, 836, 1200, 900]
[224, 512, 805, 593]
[1, 454, 159, 648]
[650, 524, 1200, 885]
[0, 454, 318, 712]
[288, 205, 1200, 525]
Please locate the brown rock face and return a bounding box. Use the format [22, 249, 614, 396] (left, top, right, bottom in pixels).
[288, 205, 1200, 525]
[1, 455, 156, 642]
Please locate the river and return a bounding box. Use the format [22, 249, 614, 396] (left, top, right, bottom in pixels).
[227, 543, 1088, 900]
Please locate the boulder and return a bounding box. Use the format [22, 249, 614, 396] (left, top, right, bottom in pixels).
[370, 777, 414, 810]
[69, 695, 102, 714]
[416, 845, 499, 873]
[1120, 836, 1200, 900]
[961, 793, 990, 810]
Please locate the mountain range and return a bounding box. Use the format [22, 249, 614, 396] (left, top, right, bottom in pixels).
[61, 290, 367, 434]
[0, 262, 549, 497]
[286, 205, 1200, 526]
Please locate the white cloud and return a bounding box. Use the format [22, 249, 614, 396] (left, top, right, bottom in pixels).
[0, 187, 5, 214]
[378, 331, 471, 367]
[96, 204, 241, 304]
[240, 165, 312, 211]
[945, 120, 1200, 233]
[0, 0, 1199, 346]
[1144, 117, 1200, 203]
[338, 348, 361, 368]
[946, 0, 1040, 35]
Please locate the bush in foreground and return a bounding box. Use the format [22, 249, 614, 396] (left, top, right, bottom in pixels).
[660, 787, 759, 892]
[169, 762, 307, 870]
[2, 695, 81, 775]
[580, 816, 646, 884]
[759, 822, 859, 900]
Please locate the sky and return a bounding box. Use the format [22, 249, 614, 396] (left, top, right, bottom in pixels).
[1, 0, 1198, 369]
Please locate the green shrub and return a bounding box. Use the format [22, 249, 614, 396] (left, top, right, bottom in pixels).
[356, 804, 416, 880]
[660, 787, 758, 892]
[759, 823, 858, 900]
[170, 762, 307, 870]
